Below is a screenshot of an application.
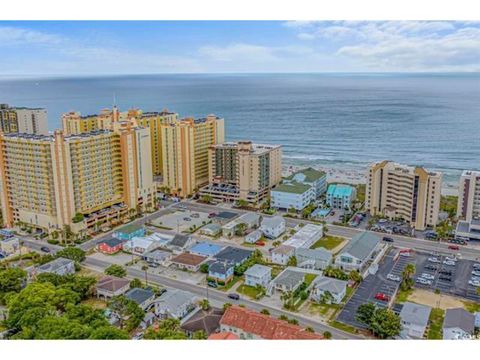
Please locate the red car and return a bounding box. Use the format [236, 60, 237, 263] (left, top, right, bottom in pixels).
[448, 245, 460, 250]
[208, 212, 217, 218]
[374, 293, 390, 302]
[255, 241, 265, 246]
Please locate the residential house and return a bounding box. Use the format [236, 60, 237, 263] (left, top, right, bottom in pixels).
[219, 306, 323, 339]
[283, 223, 323, 249]
[140, 312, 156, 330]
[214, 246, 252, 266]
[326, 184, 357, 210]
[295, 248, 332, 270]
[199, 223, 222, 237]
[259, 216, 286, 239]
[97, 238, 124, 254]
[208, 261, 234, 285]
[222, 212, 261, 238]
[0, 236, 19, 255]
[245, 229, 262, 244]
[96, 276, 130, 300]
[181, 307, 223, 337]
[142, 249, 171, 265]
[208, 332, 239, 340]
[443, 308, 475, 340]
[244, 264, 271, 287]
[270, 268, 305, 293]
[154, 289, 197, 320]
[113, 224, 145, 241]
[189, 242, 223, 257]
[170, 252, 207, 272]
[311, 276, 347, 304]
[28, 257, 75, 280]
[125, 288, 156, 311]
[399, 302, 432, 339]
[334, 232, 381, 271]
[123, 236, 159, 255]
[271, 245, 295, 265]
[167, 234, 193, 253]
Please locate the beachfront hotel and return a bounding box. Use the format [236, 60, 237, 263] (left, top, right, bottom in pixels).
[365, 160, 442, 231]
[0, 122, 155, 237]
[0, 104, 48, 135]
[161, 115, 225, 198]
[199, 141, 282, 205]
[455, 170, 480, 241]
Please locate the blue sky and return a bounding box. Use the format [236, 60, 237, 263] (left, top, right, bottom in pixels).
[0, 21, 479, 75]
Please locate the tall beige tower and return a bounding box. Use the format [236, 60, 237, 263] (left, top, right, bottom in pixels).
[457, 170, 480, 222]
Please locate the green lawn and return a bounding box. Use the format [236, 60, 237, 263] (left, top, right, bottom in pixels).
[463, 301, 480, 313]
[311, 236, 345, 251]
[356, 184, 366, 203]
[427, 308, 445, 340]
[218, 276, 242, 292]
[328, 320, 359, 334]
[308, 302, 341, 318]
[395, 288, 413, 303]
[304, 273, 318, 286]
[237, 284, 264, 299]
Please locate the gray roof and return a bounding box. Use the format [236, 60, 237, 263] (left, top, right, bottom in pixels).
[237, 212, 261, 224]
[37, 257, 74, 273]
[273, 269, 304, 288]
[443, 308, 475, 333]
[313, 276, 347, 295]
[295, 247, 332, 263]
[339, 232, 380, 261]
[261, 216, 285, 229]
[170, 234, 190, 248]
[125, 288, 155, 305]
[154, 289, 195, 313]
[143, 249, 171, 262]
[208, 261, 234, 275]
[244, 264, 271, 278]
[400, 302, 432, 327]
[215, 246, 252, 264]
[201, 223, 222, 232]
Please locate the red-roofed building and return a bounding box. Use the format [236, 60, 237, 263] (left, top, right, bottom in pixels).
[208, 332, 239, 340]
[219, 306, 323, 340]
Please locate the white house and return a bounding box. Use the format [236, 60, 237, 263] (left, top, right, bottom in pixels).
[443, 308, 475, 340]
[311, 276, 347, 304]
[271, 245, 295, 265]
[270, 268, 305, 293]
[283, 167, 327, 197]
[270, 182, 316, 211]
[123, 236, 159, 255]
[154, 289, 197, 320]
[295, 247, 332, 270]
[399, 302, 432, 339]
[244, 264, 272, 287]
[245, 229, 263, 244]
[259, 216, 285, 239]
[283, 223, 323, 249]
[27, 257, 76, 280]
[334, 232, 381, 271]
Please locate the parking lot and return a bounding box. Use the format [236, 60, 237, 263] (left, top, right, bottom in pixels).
[150, 210, 210, 232]
[337, 248, 411, 328]
[412, 251, 480, 302]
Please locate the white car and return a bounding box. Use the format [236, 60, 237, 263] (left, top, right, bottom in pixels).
[428, 257, 441, 263]
[468, 280, 480, 287]
[443, 260, 456, 266]
[421, 273, 435, 280]
[387, 274, 401, 282]
[470, 276, 480, 282]
[445, 257, 457, 262]
[416, 278, 432, 285]
[471, 270, 480, 276]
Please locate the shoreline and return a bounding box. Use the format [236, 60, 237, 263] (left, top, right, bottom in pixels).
[282, 163, 459, 197]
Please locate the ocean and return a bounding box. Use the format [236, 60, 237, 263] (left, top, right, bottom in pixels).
[0, 73, 479, 186]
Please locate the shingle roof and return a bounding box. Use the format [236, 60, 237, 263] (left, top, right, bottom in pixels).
[272, 244, 295, 255]
[100, 238, 124, 248]
[37, 257, 74, 273]
[339, 232, 380, 261]
[125, 288, 155, 305]
[400, 302, 431, 327]
[215, 246, 252, 264]
[209, 261, 234, 275]
[154, 289, 195, 315]
[295, 247, 332, 263]
[96, 276, 130, 292]
[313, 276, 347, 295]
[244, 264, 272, 278]
[443, 308, 475, 333]
[171, 252, 207, 266]
[220, 306, 323, 339]
[170, 234, 191, 248]
[272, 269, 305, 288]
[181, 307, 223, 335]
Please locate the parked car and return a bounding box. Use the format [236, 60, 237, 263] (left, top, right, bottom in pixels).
[443, 260, 456, 266]
[471, 270, 480, 276]
[387, 274, 401, 282]
[468, 280, 480, 287]
[428, 257, 441, 263]
[439, 270, 453, 276]
[421, 273, 435, 280]
[383, 236, 394, 243]
[40, 246, 51, 253]
[208, 212, 217, 218]
[374, 293, 390, 302]
[448, 245, 460, 250]
[183, 217, 191, 221]
[424, 265, 438, 271]
[470, 276, 480, 282]
[416, 278, 432, 285]
[445, 256, 457, 262]
[191, 213, 200, 218]
[207, 281, 218, 288]
[228, 293, 240, 300]
[439, 276, 452, 282]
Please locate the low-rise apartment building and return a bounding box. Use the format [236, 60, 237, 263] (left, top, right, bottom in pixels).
[366, 160, 442, 231]
[200, 141, 282, 205]
[326, 184, 357, 209]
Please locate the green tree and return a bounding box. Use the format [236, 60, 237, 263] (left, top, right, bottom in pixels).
[192, 330, 207, 339]
[200, 263, 209, 273]
[401, 263, 416, 291]
[200, 195, 213, 204]
[349, 270, 363, 283]
[235, 199, 249, 209]
[305, 326, 314, 333]
[89, 326, 129, 340]
[144, 318, 187, 340]
[200, 299, 210, 311]
[286, 255, 297, 267]
[56, 247, 86, 263]
[36, 274, 96, 300]
[130, 278, 143, 289]
[0, 268, 27, 303]
[108, 295, 144, 332]
[235, 223, 247, 236]
[355, 303, 377, 328]
[260, 309, 270, 315]
[105, 264, 127, 278]
[370, 308, 402, 339]
[323, 331, 332, 339]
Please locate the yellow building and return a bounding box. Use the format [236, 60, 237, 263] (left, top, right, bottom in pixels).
[161, 115, 225, 198]
[61, 107, 121, 135]
[199, 141, 282, 205]
[366, 160, 442, 231]
[0, 104, 48, 135]
[0, 124, 155, 236]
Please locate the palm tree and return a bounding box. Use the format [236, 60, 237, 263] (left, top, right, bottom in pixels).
[141, 265, 149, 286]
[401, 263, 416, 290]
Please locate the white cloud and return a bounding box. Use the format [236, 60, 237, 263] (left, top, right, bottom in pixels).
[198, 43, 277, 62]
[0, 26, 63, 46]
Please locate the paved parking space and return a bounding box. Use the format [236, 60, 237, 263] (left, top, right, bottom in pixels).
[150, 210, 209, 232]
[413, 252, 480, 302]
[337, 248, 412, 328]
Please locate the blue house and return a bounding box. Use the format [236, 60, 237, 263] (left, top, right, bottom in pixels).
[112, 224, 145, 241]
[326, 184, 357, 210]
[208, 261, 234, 285]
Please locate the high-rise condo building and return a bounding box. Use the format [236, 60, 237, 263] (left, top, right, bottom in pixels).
[366, 160, 442, 231]
[61, 107, 122, 135]
[0, 104, 48, 135]
[0, 122, 155, 236]
[161, 115, 225, 198]
[457, 170, 480, 222]
[199, 141, 282, 205]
